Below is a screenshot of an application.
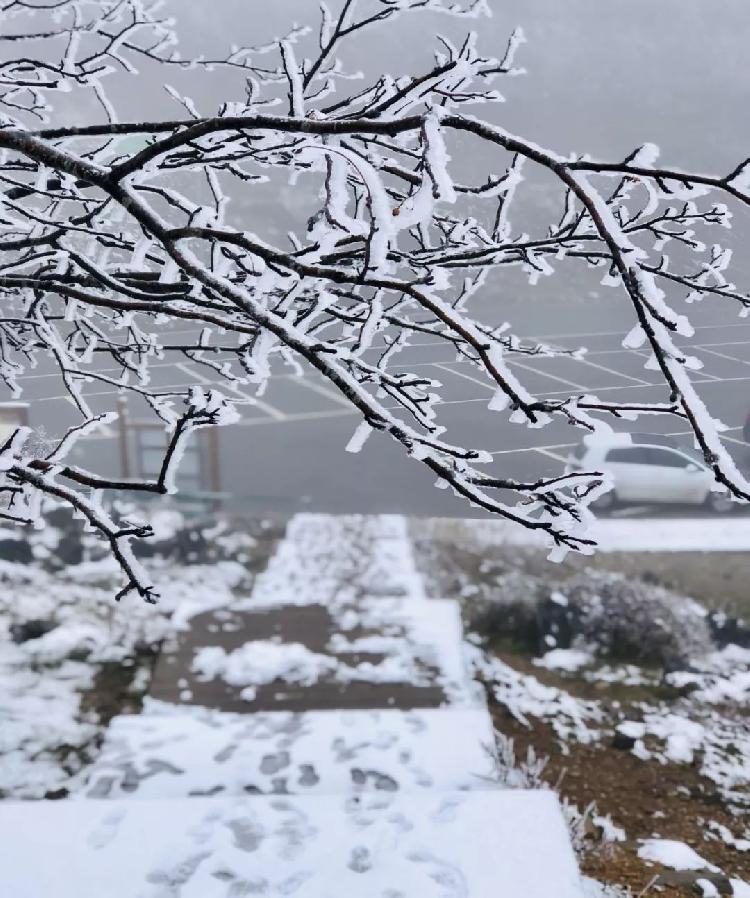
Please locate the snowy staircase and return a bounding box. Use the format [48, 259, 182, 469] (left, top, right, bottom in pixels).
[0, 514, 585, 897]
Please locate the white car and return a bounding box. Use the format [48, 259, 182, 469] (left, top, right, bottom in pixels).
[566, 434, 733, 512]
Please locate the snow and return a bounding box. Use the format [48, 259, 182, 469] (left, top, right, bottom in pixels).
[0, 539, 255, 797]
[709, 821, 750, 853]
[603, 641, 750, 808]
[619, 714, 707, 765]
[344, 420, 373, 454]
[147, 508, 185, 541]
[192, 640, 339, 689]
[581, 879, 631, 898]
[12, 509, 750, 892]
[0, 651, 98, 797]
[350, 597, 479, 703]
[185, 601, 477, 706]
[534, 648, 593, 673]
[423, 109, 457, 204]
[218, 515, 482, 701]
[592, 815, 626, 844]
[0, 791, 584, 898]
[638, 838, 718, 872]
[458, 516, 750, 552]
[583, 664, 653, 687]
[469, 645, 602, 746]
[700, 670, 750, 703]
[0, 511, 589, 894]
[246, 514, 426, 608]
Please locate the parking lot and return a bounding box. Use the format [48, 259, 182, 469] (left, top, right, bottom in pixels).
[16, 291, 750, 519]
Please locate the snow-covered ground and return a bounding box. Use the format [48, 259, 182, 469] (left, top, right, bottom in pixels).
[471, 639, 750, 816]
[0, 791, 583, 898]
[454, 516, 750, 553]
[2, 510, 749, 895]
[0, 552, 251, 797]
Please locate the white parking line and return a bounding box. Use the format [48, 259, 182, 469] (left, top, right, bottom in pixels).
[482, 428, 746, 461]
[508, 359, 588, 391]
[118, 320, 750, 347]
[574, 356, 650, 386]
[432, 362, 493, 391]
[292, 375, 353, 408]
[488, 442, 575, 456]
[531, 372, 750, 398]
[24, 368, 750, 417]
[715, 434, 748, 448]
[699, 346, 750, 369]
[535, 447, 572, 463]
[177, 362, 211, 385]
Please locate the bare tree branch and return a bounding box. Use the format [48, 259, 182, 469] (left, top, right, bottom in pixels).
[0, 0, 747, 594]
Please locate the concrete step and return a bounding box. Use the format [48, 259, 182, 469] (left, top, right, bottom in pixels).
[80, 706, 498, 799]
[150, 598, 478, 712]
[0, 790, 585, 898]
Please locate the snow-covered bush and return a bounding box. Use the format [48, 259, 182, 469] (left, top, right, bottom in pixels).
[463, 568, 546, 648]
[558, 571, 713, 668]
[468, 568, 713, 668]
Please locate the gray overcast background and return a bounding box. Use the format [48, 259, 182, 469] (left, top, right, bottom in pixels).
[28, 2, 750, 517]
[173, 1, 750, 167]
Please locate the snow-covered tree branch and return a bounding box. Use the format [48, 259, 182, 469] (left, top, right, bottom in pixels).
[2, 0, 749, 598]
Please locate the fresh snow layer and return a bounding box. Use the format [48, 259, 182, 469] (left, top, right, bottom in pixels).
[80, 703, 498, 799]
[192, 640, 340, 689]
[246, 513, 426, 607]
[456, 517, 750, 552]
[469, 645, 602, 746]
[0, 555, 250, 797]
[191, 514, 479, 704]
[0, 791, 584, 898]
[638, 838, 718, 872]
[534, 648, 594, 673]
[347, 597, 479, 703]
[0, 651, 98, 797]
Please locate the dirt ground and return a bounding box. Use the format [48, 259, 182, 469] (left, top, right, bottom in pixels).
[485, 650, 750, 897]
[495, 709, 748, 895]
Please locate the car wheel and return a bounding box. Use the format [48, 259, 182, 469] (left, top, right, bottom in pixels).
[705, 490, 734, 514]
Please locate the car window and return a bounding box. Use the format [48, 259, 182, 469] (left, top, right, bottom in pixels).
[605, 447, 650, 464]
[646, 448, 691, 468]
[681, 446, 706, 466]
